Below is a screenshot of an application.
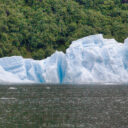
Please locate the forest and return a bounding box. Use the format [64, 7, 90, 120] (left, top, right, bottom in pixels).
[0, 0, 128, 59]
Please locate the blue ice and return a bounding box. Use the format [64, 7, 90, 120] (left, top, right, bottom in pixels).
[0, 34, 128, 83]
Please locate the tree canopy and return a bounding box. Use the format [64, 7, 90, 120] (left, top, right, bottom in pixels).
[0, 0, 128, 59]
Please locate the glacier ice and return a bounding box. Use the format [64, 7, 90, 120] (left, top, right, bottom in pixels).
[0, 34, 128, 84]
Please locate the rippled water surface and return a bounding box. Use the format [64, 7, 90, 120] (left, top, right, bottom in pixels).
[0, 84, 128, 128]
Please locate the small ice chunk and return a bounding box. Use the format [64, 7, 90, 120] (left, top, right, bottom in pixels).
[46, 86, 50, 90]
[0, 97, 16, 100]
[9, 87, 17, 90]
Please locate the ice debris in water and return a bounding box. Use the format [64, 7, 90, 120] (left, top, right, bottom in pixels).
[0, 34, 128, 84]
[9, 87, 17, 90]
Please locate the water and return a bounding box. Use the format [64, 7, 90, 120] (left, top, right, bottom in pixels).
[0, 84, 128, 128]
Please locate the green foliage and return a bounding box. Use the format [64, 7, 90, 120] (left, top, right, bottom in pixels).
[0, 0, 128, 59]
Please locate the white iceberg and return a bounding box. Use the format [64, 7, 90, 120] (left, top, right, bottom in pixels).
[0, 34, 128, 84]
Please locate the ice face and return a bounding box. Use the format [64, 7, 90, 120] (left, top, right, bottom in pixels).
[0, 34, 128, 84]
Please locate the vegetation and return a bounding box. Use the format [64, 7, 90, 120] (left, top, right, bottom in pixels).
[0, 0, 128, 59]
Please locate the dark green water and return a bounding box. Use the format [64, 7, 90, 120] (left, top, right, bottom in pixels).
[0, 85, 128, 128]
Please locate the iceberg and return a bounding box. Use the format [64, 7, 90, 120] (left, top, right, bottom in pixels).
[0, 34, 128, 84]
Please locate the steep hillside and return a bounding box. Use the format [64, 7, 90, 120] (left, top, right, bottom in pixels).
[0, 0, 128, 59]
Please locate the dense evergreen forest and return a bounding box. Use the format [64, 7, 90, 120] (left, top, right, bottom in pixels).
[0, 0, 128, 59]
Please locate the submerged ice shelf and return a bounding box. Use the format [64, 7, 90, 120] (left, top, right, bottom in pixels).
[0, 34, 128, 84]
